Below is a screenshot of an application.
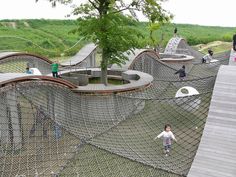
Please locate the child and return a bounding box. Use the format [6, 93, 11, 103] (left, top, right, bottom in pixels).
[154, 124, 177, 156]
[25, 67, 32, 74]
[202, 49, 213, 63]
[51, 60, 59, 78]
[174, 65, 186, 81]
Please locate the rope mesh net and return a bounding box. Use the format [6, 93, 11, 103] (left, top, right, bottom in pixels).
[0, 55, 51, 75]
[0, 47, 230, 177]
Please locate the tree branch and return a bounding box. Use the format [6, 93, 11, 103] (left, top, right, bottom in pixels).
[88, 0, 99, 10]
[111, 4, 137, 14]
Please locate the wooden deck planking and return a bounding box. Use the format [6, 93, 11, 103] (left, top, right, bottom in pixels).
[188, 65, 236, 177]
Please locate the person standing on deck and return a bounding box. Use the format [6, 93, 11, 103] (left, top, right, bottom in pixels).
[51, 60, 59, 78]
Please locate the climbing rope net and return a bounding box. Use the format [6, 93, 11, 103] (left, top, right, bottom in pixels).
[0, 53, 51, 75]
[0, 48, 230, 177]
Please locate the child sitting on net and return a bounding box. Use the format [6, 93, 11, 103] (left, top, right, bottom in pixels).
[154, 124, 177, 156]
[202, 49, 213, 63]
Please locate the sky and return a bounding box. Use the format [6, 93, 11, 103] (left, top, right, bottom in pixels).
[0, 0, 235, 27]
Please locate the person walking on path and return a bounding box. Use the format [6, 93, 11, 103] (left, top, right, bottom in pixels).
[51, 60, 59, 78]
[154, 124, 177, 156]
[175, 65, 186, 81]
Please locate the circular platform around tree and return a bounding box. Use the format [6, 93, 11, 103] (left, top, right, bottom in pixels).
[60, 68, 153, 94]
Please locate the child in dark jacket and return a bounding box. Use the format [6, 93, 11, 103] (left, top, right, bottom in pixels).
[175, 65, 186, 80]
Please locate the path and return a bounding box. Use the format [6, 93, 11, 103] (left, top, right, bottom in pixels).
[188, 65, 236, 177]
[61, 43, 97, 67]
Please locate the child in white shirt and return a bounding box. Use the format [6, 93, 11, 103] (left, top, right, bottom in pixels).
[202, 49, 213, 63]
[154, 124, 177, 156]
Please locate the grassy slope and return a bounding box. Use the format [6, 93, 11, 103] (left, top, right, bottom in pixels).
[0, 19, 235, 58]
[136, 22, 235, 46]
[194, 41, 232, 54]
[0, 19, 85, 57]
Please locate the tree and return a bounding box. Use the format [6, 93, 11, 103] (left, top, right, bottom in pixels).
[148, 21, 170, 52]
[38, 0, 172, 85]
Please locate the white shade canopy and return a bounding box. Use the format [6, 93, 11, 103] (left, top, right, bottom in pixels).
[29, 68, 42, 75]
[175, 86, 199, 98]
[175, 86, 201, 110]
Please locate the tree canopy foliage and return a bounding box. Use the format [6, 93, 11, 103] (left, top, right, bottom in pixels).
[38, 0, 172, 85]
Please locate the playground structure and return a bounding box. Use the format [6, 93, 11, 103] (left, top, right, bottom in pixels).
[0, 37, 235, 177]
[0, 43, 97, 76]
[60, 43, 97, 69]
[164, 37, 204, 61]
[188, 65, 236, 177]
[0, 52, 52, 75]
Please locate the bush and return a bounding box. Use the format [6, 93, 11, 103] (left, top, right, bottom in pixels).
[222, 34, 233, 42]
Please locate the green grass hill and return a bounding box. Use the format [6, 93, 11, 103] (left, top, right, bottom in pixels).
[0, 19, 235, 58]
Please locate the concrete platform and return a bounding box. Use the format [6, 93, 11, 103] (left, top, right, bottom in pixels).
[60, 69, 153, 94]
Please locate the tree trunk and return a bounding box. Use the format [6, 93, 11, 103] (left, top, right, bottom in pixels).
[101, 50, 108, 86]
[150, 30, 155, 48]
[101, 66, 108, 86]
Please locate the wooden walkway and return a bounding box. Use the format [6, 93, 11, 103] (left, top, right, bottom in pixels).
[188, 65, 236, 177]
[111, 49, 146, 70]
[61, 43, 96, 66]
